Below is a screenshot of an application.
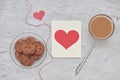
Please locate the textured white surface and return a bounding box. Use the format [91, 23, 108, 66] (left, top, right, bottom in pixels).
[0, 0, 120, 80]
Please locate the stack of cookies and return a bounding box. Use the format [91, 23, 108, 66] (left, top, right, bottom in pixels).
[15, 36, 45, 66]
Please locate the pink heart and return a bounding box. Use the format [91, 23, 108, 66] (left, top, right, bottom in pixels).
[55, 30, 79, 49]
[33, 10, 45, 20]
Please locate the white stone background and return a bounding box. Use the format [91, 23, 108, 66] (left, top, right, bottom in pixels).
[0, 0, 120, 80]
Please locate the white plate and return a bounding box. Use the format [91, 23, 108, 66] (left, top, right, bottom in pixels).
[10, 32, 47, 69]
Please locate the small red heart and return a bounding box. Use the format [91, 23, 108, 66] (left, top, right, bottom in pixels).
[55, 30, 79, 49]
[33, 10, 45, 20]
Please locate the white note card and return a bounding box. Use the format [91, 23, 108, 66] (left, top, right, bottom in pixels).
[52, 21, 81, 58]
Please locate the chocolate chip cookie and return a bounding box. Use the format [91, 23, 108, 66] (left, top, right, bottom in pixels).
[15, 36, 45, 66]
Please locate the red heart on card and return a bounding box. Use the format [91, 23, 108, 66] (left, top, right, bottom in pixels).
[55, 30, 79, 49]
[33, 10, 45, 20]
